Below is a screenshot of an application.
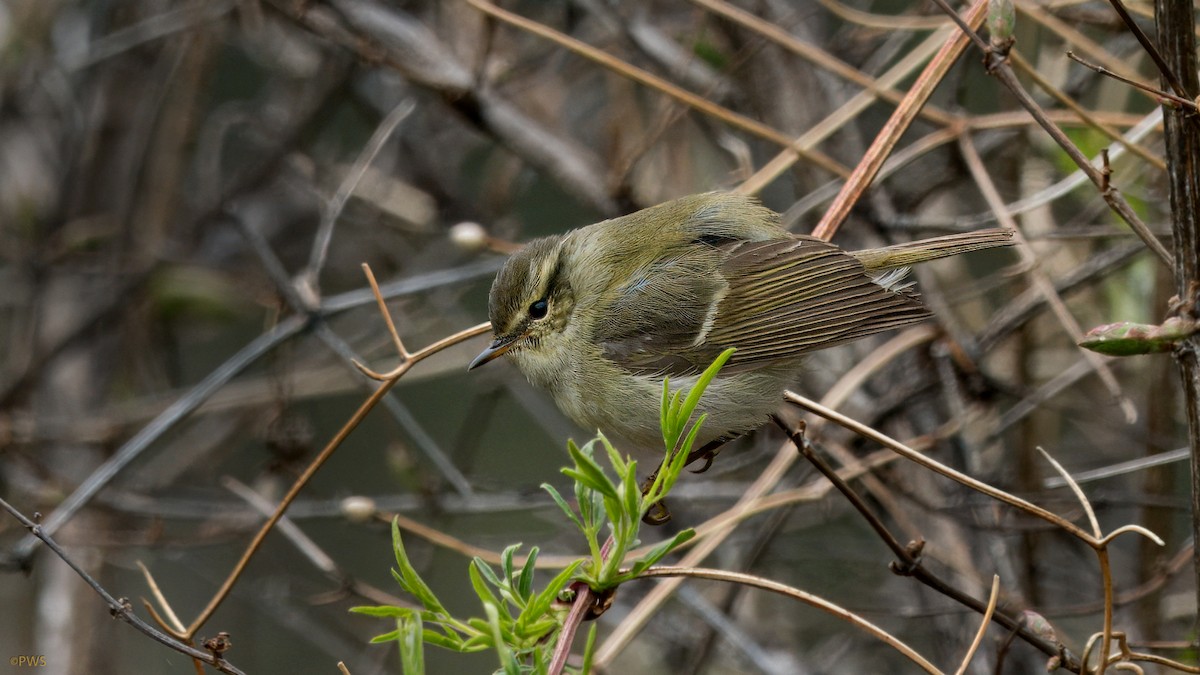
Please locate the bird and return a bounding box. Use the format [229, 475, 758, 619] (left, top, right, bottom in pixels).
[468, 192, 1012, 460]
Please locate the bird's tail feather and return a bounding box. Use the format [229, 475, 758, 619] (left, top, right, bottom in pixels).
[852, 228, 1015, 272]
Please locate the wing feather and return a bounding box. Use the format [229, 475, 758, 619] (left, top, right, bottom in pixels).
[600, 237, 931, 376]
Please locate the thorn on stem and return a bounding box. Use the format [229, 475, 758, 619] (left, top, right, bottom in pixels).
[203, 631, 233, 656]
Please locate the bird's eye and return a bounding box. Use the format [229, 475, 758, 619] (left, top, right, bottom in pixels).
[528, 299, 549, 319]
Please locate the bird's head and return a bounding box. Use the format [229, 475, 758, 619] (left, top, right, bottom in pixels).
[468, 234, 576, 371]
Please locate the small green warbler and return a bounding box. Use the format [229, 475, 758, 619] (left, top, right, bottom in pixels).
[469, 193, 1012, 454]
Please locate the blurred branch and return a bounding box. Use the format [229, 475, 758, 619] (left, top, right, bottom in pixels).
[772, 415, 1080, 670]
[3, 314, 310, 568]
[2, 257, 496, 567]
[1065, 51, 1198, 114]
[232, 206, 475, 494]
[1103, 0, 1188, 100]
[1013, 51, 1167, 170]
[302, 99, 417, 294]
[926, 0, 1175, 268]
[179, 267, 489, 639]
[271, 0, 622, 215]
[0, 496, 247, 675]
[62, 0, 236, 70]
[637, 565, 940, 674]
[463, 0, 852, 178]
[957, 134, 1136, 422]
[686, 0, 959, 128]
[736, 15, 956, 196]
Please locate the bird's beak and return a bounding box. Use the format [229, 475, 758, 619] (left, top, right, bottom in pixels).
[468, 334, 521, 370]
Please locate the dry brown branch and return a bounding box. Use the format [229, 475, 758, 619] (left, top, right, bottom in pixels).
[809, 0, 988, 240]
[927, 0, 1175, 268]
[735, 20, 958, 196]
[957, 134, 1136, 421]
[173, 266, 490, 639]
[464, 0, 852, 179]
[637, 566, 941, 673]
[955, 575, 1001, 675]
[0, 498, 247, 674]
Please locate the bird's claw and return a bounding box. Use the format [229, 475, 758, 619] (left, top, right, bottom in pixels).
[641, 500, 672, 526]
[688, 451, 717, 473]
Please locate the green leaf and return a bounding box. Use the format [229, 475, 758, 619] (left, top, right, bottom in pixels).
[460, 633, 493, 651]
[484, 603, 522, 675]
[516, 548, 538, 600]
[597, 433, 620, 471]
[581, 624, 598, 675]
[628, 529, 695, 577]
[501, 544, 520, 587]
[565, 441, 618, 500]
[397, 614, 425, 674]
[370, 630, 401, 644]
[390, 520, 447, 615]
[523, 560, 584, 624]
[422, 630, 469, 651]
[620, 455, 641, 527]
[351, 605, 419, 618]
[541, 483, 584, 531]
[474, 556, 506, 589]
[469, 560, 507, 620]
[667, 389, 684, 437]
[675, 348, 735, 439]
[516, 618, 560, 640]
[676, 412, 708, 460]
[659, 377, 671, 448]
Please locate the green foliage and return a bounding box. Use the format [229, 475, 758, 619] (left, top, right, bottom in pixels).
[1078, 317, 1197, 356]
[987, 0, 1015, 44]
[691, 39, 729, 70]
[353, 522, 584, 672]
[354, 349, 734, 673]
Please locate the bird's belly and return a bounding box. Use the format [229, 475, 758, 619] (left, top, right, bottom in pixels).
[553, 367, 795, 452]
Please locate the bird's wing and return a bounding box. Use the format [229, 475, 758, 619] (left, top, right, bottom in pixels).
[599, 237, 931, 376]
[703, 237, 931, 362]
[592, 243, 729, 376]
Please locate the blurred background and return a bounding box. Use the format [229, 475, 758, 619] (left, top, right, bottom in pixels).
[0, 0, 1194, 673]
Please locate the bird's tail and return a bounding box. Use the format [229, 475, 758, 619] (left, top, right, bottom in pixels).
[852, 228, 1015, 272]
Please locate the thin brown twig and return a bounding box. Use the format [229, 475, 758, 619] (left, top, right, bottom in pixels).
[1102, 0, 1189, 99]
[809, 0, 988, 241]
[1038, 448, 1116, 674]
[955, 575, 1001, 675]
[178, 268, 491, 639]
[1111, 632, 1200, 673]
[635, 566, 940, 673]
[956, 133, 1137, 422]
[925, 0, 1176, 268]
[462, 0, 851, 179]
[783, 391, 1165, 550]
[1012, 51, 1167, 169]
[1014, 0, 1142, 82]
[0, 497, 246, 674]
[771, 415, 1078, 670]
[1066, 51, 1198, 112]
[137, 560, 186, 634]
